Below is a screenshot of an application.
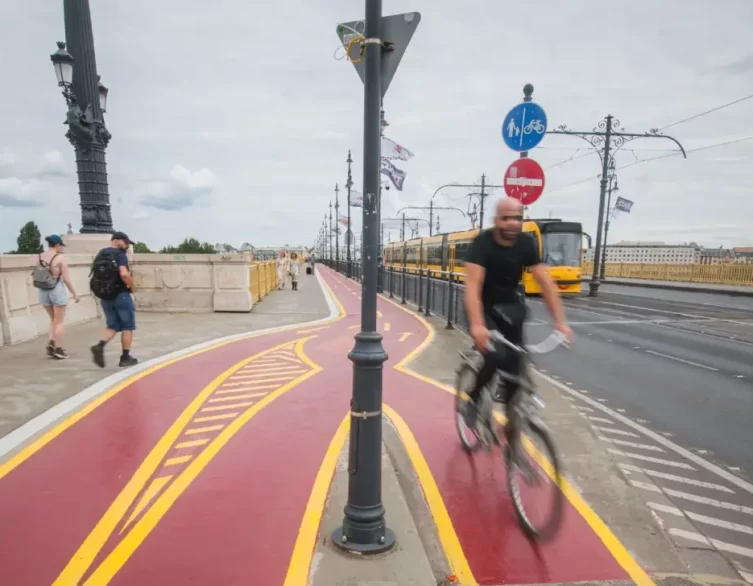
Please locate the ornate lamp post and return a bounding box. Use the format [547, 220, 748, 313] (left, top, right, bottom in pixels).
[50, 0, 114, 234]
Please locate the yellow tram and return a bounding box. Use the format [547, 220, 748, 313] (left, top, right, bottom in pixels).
[383, 219, 583, 295]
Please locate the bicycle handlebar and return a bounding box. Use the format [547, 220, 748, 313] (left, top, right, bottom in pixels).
[488, 329, 570, 355]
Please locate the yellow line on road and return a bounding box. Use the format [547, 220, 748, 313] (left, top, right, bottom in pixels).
[199, 401, 254, 413]
[192, 413, 239, 423]
[399, 332, 413, 342]
[175, 439, 209, 449]
[384, 322, 391, 331]
[283, 413, 350, 586]
[215, 384, 277, 394]
[221, 374, 301, 385]
[207, 392, 268, 403]
[296, 326, 330, 334]
[184, 424, 225, 436]
[348, 325, 359, 330]
[377, 310, 383, 318]
[164, 455, 192, 467]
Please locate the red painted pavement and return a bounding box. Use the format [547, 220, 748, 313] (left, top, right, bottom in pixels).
[0, 266, 635, 585]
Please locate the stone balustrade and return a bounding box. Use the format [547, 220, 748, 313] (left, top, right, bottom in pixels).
[0, 252, 255, 347]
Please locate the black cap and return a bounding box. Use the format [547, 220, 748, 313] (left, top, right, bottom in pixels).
[111, 231, 131, 245]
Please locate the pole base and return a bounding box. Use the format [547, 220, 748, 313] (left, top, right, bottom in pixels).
[588, 279, 601, 297]
[331, 526, 396, 555]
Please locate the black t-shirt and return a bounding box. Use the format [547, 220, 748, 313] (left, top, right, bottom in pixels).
[465, 229, 540, 307]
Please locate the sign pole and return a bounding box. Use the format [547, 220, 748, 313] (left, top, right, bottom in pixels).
[520, 83, 533, 216]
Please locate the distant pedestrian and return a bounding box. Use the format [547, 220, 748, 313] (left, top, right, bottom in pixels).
[289, 252, 300, 290]
[89, 232, 138, 368]
[33, 234, 80, 359]
[276, 250, 289, 290]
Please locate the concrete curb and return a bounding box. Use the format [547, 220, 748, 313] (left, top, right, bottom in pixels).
[600, 279, 753, 297]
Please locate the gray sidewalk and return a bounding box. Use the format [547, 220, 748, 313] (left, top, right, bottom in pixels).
[602, 276, 753, 297]
[0, 271, 328, 441]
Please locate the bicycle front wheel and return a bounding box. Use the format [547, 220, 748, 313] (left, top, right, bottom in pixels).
[506, 421, 564, 540]
[454, 364, 482, 452]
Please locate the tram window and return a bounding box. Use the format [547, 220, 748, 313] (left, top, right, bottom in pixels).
[406, 246, 419, 263]
[454, 241, 472, 266]
[427, 245, 443, 265]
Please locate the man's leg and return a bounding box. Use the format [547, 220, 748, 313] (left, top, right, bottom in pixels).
[91, 299, 119, 368]
[116, 293, 138, 367]
[498, 302, 527, 404]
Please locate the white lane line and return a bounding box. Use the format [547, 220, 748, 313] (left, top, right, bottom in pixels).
[599, 437, 665, 452]
[596, 426, 640, 438]
[587, 416, 614, 424]
[629, 479, 662, 493]
[578, 298, 752, 326]
[576, 406, 595, 413]
[607, 448, 696, 470]
[662, 487, 753, 516]
[644, 349, 719, 372]
[739, 570, 753, 584]
[669, 528, 753, 559]
[620, 463, 735, 493]
[647, 502, 683, 517]
[687, 510, 753, 535]
[536, 371, 753, 494]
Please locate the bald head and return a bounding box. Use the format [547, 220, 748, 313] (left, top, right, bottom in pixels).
[493, 197, 524, 242]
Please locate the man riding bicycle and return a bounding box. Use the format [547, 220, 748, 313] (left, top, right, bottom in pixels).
[461, 197, 573, 426]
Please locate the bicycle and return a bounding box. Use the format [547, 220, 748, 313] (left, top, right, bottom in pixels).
[454, 328, 569, 540]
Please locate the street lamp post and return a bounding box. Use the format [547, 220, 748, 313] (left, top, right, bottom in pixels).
[335, 184, 341, 270]
[50, 0, 113, 234]
[346, 150, 354, 278]
[600, 160, 618, 280]
[547, 116, 686, 296]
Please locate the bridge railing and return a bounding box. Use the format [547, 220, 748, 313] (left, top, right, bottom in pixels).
[581, 262, 753, 286]
[249, 261, 278, 301]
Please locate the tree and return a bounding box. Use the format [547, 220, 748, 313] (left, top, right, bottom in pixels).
[159, 238, 216, 254]
[15, 221, 43, 254]
[132, 241, 151, 253]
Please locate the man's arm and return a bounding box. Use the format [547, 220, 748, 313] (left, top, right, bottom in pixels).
[464, 262, 486, 330]
[118, 254, 135, 291]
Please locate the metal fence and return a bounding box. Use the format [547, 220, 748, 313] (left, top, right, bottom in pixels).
[249, 261, 278, 302]
[327, 260, 471, 333]
[582, 261, 753, 287]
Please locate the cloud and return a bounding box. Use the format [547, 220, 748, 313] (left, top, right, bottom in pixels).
[0, 148, 18, 168]
[35, 150, 69, 178]
[140, 165, 215, 211]
[0, 177, 46, 208]
[131, 210, 150, 220]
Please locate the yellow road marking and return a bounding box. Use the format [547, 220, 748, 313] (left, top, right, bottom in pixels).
[296, 326, 330, 334]
[283, 413, 350, 586]
[215, 384, 277, 394]
[76, 337, 323, 585]
[228, 370, 305, 381]
[377, 310, 383, 318]
[175, 439, 209, 449]
[348, 325, 359, 330]
[399, 332, 413, 342]
[379, 293, 658, 586]
[238, 365, 305, 375]
[383, 404, 476, 585]
[52, 338, 312, 586]
[184, 424, 225, 436]
[192, 413, 238, 423]
[221, 375, 301, 386]
[384, 322, 391, 331]
[270, 355, 306, 365]
[164, 455, 192, 467]
[200, 402, 254, 413]
[119, 475, 173, 535]
[207, 393, 266, 403]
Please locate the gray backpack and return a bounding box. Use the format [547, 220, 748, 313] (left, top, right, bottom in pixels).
[32, 254, 61, 290]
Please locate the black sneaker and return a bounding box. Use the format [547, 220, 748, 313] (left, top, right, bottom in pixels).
[46, 340, 55, 357]
[53, 347, 69, 360]
[91, 344, 105, 368]
[119, 355, 138, 367]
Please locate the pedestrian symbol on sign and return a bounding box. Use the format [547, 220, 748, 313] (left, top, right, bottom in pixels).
[507, 119, 520, 138]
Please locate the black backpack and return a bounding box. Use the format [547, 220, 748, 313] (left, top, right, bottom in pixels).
[90, 249, 124, 300]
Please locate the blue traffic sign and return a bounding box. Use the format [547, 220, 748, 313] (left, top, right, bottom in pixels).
[501, 102, 548, 152]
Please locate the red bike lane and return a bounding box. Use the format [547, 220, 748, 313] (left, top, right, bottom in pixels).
[324, 268, 638, 585]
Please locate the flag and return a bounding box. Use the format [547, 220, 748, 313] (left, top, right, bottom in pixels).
[381, 136, 415, 161]
[338, 212, 350, 227]
[350, 190, 363, 208]
[380, 158, 406, 191]
[614, 196, 634, 213]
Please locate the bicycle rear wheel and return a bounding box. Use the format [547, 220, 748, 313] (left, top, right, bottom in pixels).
[454, 364, 482, 452]
[505, 420, 564, 540]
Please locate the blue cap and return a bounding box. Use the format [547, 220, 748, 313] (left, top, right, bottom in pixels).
[47, 234, 66, 246]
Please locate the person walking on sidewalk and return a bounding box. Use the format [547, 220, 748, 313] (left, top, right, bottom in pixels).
[33, 234, 80, 359]
[289, 252, 300, 290]
[90, 232, 138, 368]
[276, 250, 289, 290]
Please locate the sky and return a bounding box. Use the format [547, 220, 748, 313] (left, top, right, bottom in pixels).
[1, 0, 753, 253]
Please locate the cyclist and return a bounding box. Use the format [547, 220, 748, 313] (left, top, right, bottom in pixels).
[461, 197, 573, 426]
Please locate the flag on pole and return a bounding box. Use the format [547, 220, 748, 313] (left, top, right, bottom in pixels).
[350, 190, 363, 208]
[614, 196, 634, 213]
[381, 136, 415, 161]
[338, 212, 350, 227]
[380, 158, 406, 191]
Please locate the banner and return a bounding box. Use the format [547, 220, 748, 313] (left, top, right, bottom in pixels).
[381, 136, 415, 161]
[350, 190, 363, 208]
[380, 158, 406, 191]
[337, 212, 350, 227]
[614, 196, 634, 213]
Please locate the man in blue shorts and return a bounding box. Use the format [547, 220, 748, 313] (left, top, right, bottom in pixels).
[90, 232, 138, 368]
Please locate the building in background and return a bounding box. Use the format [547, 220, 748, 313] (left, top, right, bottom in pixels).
[585, 241, 700, 264]
[732, 247, 753, 264]
[698, 247, 734, 264]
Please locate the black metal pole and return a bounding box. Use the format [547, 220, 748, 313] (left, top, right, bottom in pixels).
[61, 0, 113, 233]
[478, 173, 486, 230]
[519, 83, 533, 216]
[329, 202, 333, 262]
[429, 200, 433, 236]
[589, 116, 612, 297]
[334, 0, 394, 554]
[335, 184, 341, 270]
[347, 150, 353, 278]
[600, 171, 615, 280]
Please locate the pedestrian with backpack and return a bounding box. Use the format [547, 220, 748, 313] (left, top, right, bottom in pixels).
[33, 234, 80, 359]
[89, 232, 138, 368]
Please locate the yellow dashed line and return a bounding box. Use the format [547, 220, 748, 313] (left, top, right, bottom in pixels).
[222, 375, 301, 385]
[384, 323, 391, 331]
[348, 325, 359, 330]
[239, 365, 304, 375]
[164, 455, 192, 467]
[184, 424, 225, 435]
[215, 384, 277, 395]
[200, 402, 255, 413]
[377, 310, 383, 318]
[193, 412, 239, 423]
[120, 475, 173, 534]
[207, 393, 264, 403]
[175, 439, 210, 449]
[399, 332, 413, 342]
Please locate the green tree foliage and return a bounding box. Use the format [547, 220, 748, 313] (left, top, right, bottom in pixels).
[159, 238, 216, 254]
[15, 221, 43, 254]
[132, 241, 151, 253]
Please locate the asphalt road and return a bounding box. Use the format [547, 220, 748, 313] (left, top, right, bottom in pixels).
[526, 284, 753, 477]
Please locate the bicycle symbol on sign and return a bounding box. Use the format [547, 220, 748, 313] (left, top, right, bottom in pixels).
[523, 119, 545, 135]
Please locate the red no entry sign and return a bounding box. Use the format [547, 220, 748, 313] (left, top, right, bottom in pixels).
[503, 158, 545, 206]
